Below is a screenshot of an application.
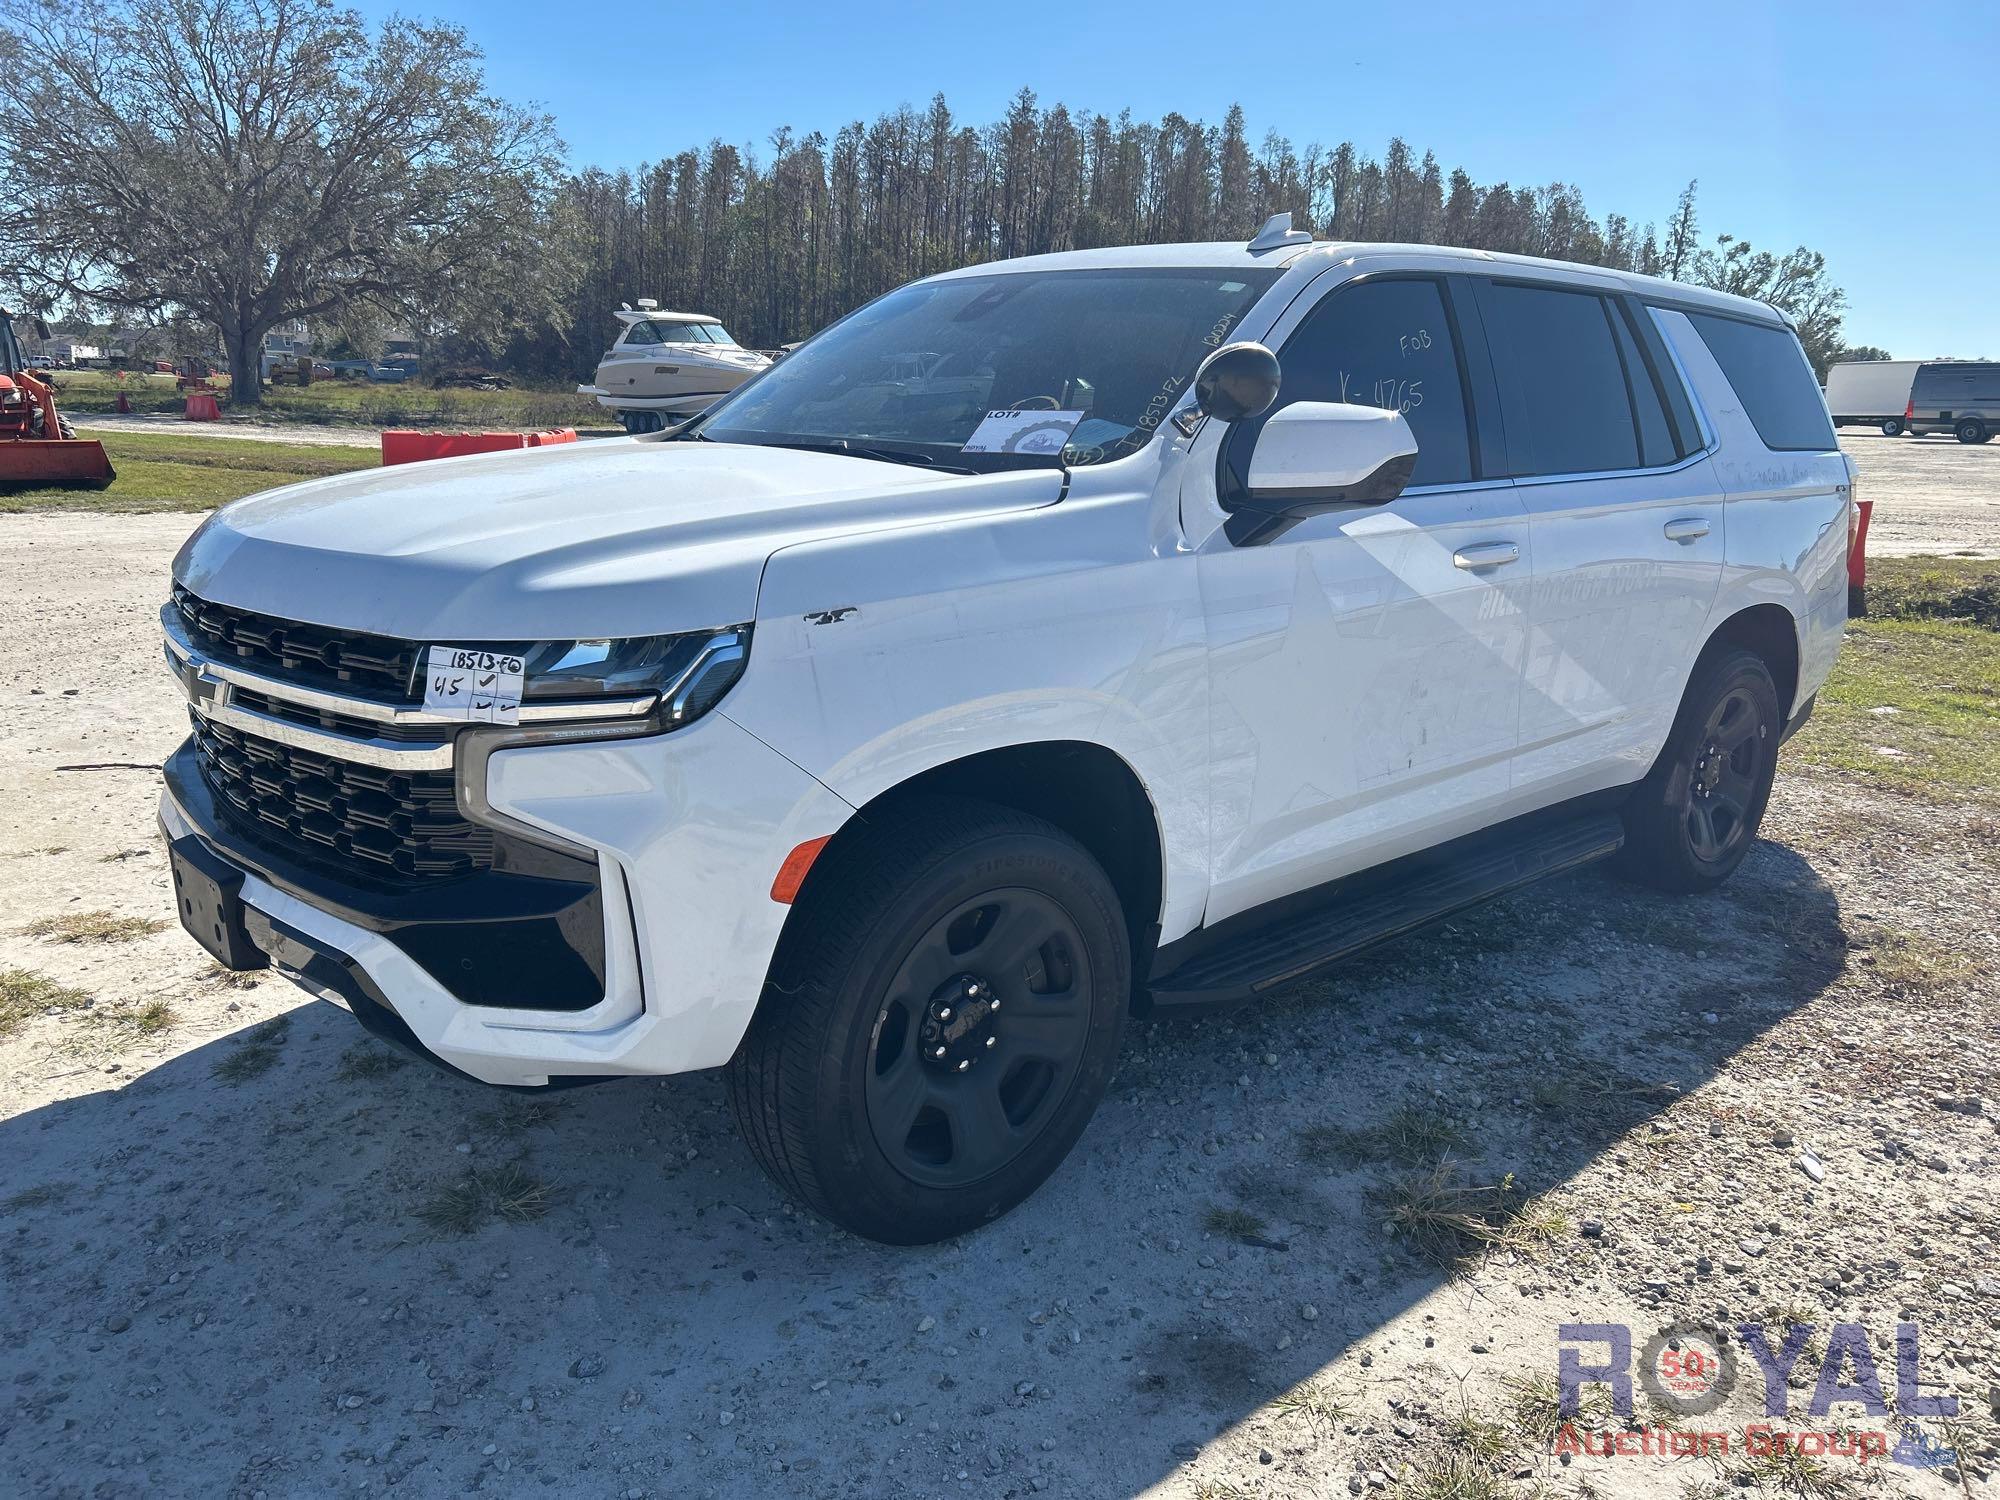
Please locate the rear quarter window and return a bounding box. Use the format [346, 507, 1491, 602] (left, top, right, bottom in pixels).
[1685, 312, 1835, 452]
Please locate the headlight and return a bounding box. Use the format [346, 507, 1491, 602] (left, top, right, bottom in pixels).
[519, 627, 750, 726]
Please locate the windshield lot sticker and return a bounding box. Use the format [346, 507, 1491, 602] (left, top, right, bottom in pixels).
[424, 646, 525, 724]
[962, 409, 1085, 455]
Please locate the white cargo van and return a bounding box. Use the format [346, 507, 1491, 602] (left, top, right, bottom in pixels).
[1824, 358, 1921, 435]
[160, 218, 1854, 1243]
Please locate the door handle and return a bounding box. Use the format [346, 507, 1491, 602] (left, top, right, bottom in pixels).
[1663, 517, 1711, 543]
[1452, 541, 1521, 570]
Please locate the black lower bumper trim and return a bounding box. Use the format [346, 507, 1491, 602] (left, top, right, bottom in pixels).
[165, 737, 608, 1011]
[240, 906, 615, 1092]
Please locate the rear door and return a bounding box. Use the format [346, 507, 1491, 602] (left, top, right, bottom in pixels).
[1471, 277, 1726, 805]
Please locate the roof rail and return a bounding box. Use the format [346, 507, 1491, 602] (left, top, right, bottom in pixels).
[1247, 212, 1312, 253]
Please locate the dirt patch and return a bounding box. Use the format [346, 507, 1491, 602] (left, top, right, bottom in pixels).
[0, 513, 1993, 1499]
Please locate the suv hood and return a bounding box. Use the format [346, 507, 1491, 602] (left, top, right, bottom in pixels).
[174, 438, 1063, 641]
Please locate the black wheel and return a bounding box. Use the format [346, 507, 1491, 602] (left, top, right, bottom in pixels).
[1956, 418, 1988, 444]
[56, 413, 76, 441]
[726, 796, 1128, 1244]
[1616, 647, 1781, 893]
[1880, 418, 1903, 437]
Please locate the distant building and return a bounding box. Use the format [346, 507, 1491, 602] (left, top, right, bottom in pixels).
[262, 320, 312, 357]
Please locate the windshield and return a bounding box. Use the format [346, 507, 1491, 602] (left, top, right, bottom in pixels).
[623, 319, 739, 347]
[691, 267, 1279, 468]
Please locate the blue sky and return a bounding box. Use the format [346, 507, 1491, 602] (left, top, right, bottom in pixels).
[359, 0, 1996, 357]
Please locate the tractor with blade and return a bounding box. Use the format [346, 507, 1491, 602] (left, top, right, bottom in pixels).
[0, 308, 114, 488]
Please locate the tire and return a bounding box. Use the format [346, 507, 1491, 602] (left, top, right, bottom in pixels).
[1880, 418, 1903, 437]
[1955, 418, 1988, 444]
[726, 796, 1129, 1244]
[1616, 646, 1782, 893]
[56, 413, 76, 441]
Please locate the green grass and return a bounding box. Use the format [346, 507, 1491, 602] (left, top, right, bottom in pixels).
[0, 430, 380, 515]
[1863, 553, 2000, 628]
[0, 967, 91, 1037]
[49, 370, 600, 431]
[1791, 618, 2000, 803]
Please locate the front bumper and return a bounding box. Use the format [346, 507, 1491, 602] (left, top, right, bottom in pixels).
[162, 708, 854, 1087]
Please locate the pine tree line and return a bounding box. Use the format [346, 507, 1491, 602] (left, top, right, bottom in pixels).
[491, 89, 1845, 380]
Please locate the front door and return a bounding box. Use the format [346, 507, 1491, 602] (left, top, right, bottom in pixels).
[1183, 270, 1533, 925]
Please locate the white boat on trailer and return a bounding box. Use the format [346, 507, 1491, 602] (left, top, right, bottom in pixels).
[578, 301, 772, 432]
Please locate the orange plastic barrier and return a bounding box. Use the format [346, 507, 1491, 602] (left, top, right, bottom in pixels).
[380, 429, 577, 465]
[1848, 499, 1873, 588]
[184, 391, 221, 421]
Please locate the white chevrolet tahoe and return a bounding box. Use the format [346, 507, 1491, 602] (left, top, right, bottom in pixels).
[160, 218, 1853, 1243]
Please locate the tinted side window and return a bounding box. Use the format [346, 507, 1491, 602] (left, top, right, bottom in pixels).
[1479, 282, 1638, 476]
[621, 321, 661, 347]
[1236, 277, 1474, 488]
[1686, 313, 1835, 451]
[1609, 307, 1677, 468]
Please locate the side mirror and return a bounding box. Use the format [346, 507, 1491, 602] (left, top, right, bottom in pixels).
[1193, 341, 1281, 422]
[1225, 402, 1419, 545]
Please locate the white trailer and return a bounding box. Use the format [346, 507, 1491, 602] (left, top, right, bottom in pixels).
[1824, 360, 1921, 434]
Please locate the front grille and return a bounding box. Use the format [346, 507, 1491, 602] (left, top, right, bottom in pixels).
[172, 584, 422, 702]
[229, 685, 449, 745]
[190, 712, 492, 881]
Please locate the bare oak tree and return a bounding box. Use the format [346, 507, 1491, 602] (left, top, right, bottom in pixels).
[0, 0, 560, 402]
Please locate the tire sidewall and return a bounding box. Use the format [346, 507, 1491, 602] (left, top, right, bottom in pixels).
[1653, 653, 1781, 885]
[800, 830, 1128, 1243]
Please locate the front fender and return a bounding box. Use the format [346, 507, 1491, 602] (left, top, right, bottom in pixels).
[726, 490, 1212, 942]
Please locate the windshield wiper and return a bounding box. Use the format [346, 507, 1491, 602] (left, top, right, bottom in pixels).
[761, 438, 978, 475]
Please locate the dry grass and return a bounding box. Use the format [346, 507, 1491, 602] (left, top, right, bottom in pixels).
[334, 1043, 407, 1082]
[1202, 1205, 1269, 1242]
[1267, 1376, 1355, 1431]
[1391, 1450, 1511, 1500]
[23, 909, 167, 944]
[0, 967, 91, 1036]
[1722, 1443, 1864, 1498]
[414, 1162, 553, 1235]
[472, 1098, 561, 1137]
[205, 963, 264, 991]
[212, 1013, 291, 1083]
[115, 1000, 177, 1035]
[1299, 1103, 1468, 1169]
[2, 1182, 73, 1214]
[1505, 1371, 1615, 1445]
[1370, 1161, 1565, 1268]
[1851, 924, 1977, 995]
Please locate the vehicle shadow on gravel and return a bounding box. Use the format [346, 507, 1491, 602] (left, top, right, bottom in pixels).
[0, 836, 1846, 1498]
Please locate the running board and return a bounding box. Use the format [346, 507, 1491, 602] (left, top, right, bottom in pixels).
[1144, 810, 1625, 1010]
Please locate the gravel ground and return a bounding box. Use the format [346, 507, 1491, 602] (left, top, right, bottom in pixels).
[1, 512, 1995, 1500]
[1842, 429, 2000, 558]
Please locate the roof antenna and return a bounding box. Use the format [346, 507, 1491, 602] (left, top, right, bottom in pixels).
[1247, 212, 1312, 252]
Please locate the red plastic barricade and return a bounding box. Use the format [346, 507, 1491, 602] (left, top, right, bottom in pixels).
[1848, 497, 1874, 616]
[1848, 499, 1873, 589]
[183, 391, 221, 421]
[380, 429, 577, 465]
